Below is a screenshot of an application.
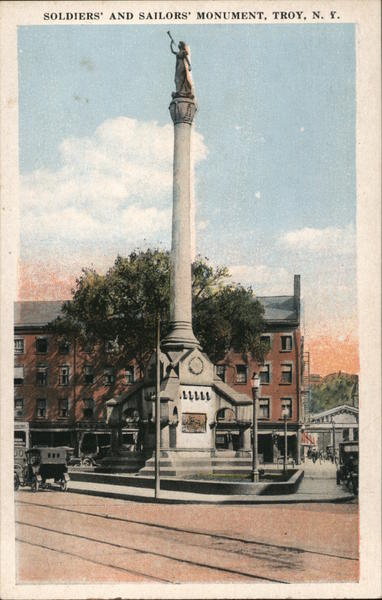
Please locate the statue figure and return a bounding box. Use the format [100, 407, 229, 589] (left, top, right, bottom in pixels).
[168, 31, 194, 99]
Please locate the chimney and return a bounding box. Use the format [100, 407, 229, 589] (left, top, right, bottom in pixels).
[294, 274, 300, 300]
[294, 274, 301, 322]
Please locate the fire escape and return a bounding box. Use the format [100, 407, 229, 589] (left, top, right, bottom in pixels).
[302, 351, 311, 423]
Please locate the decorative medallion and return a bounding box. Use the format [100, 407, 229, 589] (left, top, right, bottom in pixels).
[189, 356, 204, 375]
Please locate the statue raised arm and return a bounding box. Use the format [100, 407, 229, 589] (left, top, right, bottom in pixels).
[167, 32, 194, 99]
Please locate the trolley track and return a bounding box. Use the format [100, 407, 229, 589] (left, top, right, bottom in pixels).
[17, 521, 283, 583]
[17, 537, 172, 583]
[16, 498, 359, 563]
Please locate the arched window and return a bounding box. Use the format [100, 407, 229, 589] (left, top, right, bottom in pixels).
[216, 408, 235, 422]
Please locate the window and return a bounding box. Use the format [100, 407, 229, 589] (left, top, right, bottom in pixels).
[103, 368, 115, 386]
[281, 335, 292, 351]
[259, 398, 270, 419]
[36, 398, 46, 418]
[83, 398, 94, 419]
[216, 365, 226, 382]
[58, 340, 70, 354]
[343, 428, 349, 441]
[59, 397, 69, 418]
[281, 364, 292, 384]
[14, 366, 24, 386]
[14, 398, 24, 418]
[260, 364, 270, 384]
[36, 366, 48, 386]
[126, 365, 135, 384]
[35, 337, 48, 353]
[84, 365, 94, 385]
[14, 338, 25, 355]
[281, 398, 292, 418]
[59, 365, 70, 385]
[236, 365, 247, 384]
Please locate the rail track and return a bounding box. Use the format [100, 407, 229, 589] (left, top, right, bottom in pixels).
[16, 497, 358, 584]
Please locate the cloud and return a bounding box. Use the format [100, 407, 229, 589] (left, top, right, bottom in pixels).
[20, 117, 208, 252]
[279, 224, 355, 256]
[228, 264, 291, 296]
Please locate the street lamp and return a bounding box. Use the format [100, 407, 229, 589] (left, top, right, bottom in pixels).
[251, 373, 261, 483]
[282, 408, 289, 475]
[155, 314, 161, 499]
[331, 417, 336, 464]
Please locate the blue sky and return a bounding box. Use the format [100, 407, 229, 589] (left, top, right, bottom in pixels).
[18, 24, 356, 342]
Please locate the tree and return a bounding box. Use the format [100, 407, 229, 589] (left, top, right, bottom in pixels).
[310, 372, 359, 413]
[52, 249, 268, 374]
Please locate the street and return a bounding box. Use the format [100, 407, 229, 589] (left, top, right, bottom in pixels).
[15, 475, 359, 584]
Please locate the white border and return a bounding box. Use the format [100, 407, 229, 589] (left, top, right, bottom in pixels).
[1, 1, 381, 598]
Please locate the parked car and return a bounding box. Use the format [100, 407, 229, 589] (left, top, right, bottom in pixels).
[336, 441, 358, 495]
[18, 447, 70, 492]
[14, 443, 27, 491]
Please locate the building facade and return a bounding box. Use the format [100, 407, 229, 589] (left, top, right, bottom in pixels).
[214, 275, 303, 463]
[14, 301, 140, 455]
[14, 275, 304, 463]
[306, 404, 359, 453]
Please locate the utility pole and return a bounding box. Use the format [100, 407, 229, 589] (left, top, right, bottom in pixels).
[283, 412, 288, 475]
[155, 315, 161, 498]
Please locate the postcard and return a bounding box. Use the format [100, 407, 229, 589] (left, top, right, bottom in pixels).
[1, 1, 381, 598]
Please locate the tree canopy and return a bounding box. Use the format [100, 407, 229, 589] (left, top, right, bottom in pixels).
[310, 372, 359, 414]
[52, 249, 268, 374]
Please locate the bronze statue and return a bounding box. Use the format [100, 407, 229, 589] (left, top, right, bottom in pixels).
[168, 31, 194, 98]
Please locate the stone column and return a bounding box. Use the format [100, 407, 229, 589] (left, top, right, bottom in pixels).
[162, 97, 200, 351]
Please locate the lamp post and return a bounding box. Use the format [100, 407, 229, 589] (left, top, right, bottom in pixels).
[155, 314, 161, 499]
[282, 409, 288, 475]
[251, 373, 261, 483]
[331, 417, 336, 464]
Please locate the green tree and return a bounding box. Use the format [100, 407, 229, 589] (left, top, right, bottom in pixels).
[52, 249, 268, 374]
[310, 372, 359, 413]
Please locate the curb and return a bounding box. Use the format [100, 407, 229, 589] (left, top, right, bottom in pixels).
[67, 481, 355, 505]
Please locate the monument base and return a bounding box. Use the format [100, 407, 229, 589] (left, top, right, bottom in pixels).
[138, 449, 253, 478]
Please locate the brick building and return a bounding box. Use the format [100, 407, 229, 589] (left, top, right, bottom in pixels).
[214, 275, 303, 463]
[14, 301, 140, 455]
[14, 275, 304, 463]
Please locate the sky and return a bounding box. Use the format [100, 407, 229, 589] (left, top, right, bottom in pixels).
[17, 24, 358, 375]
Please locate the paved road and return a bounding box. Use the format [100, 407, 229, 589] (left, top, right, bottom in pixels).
[15, 488, 358, 584]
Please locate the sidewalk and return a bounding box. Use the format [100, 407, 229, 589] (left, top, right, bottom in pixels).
[67, 460, 354, 504]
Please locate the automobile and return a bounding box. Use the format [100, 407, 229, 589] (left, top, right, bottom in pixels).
[336, 441, 358, 495]
[19, 447, 70, 492]
[79, 432, 111, 466]
[14, 443, 27, 491]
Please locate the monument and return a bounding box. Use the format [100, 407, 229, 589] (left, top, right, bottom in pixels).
[107, 36, 254, 477]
